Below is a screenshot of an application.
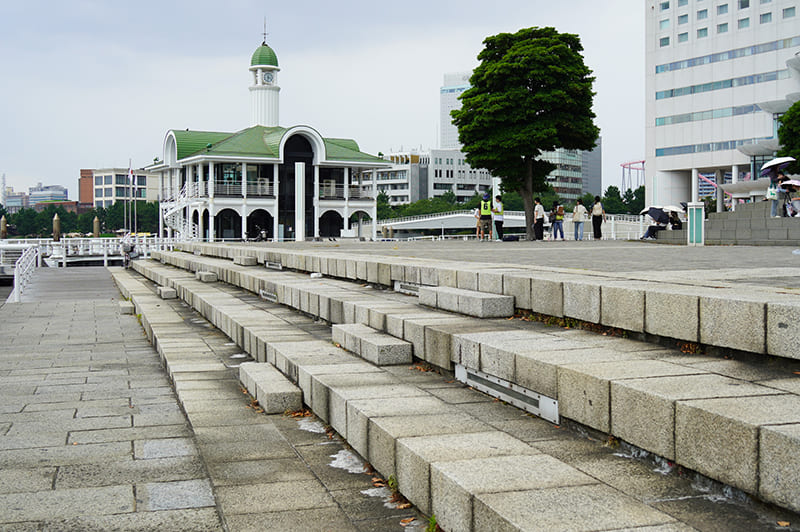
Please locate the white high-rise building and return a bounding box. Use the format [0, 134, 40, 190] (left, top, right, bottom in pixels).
[645, 0, 800, 206]
[439, 72, 472, 150]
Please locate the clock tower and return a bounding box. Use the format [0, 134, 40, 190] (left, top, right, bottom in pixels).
[249, 41, 280, 127]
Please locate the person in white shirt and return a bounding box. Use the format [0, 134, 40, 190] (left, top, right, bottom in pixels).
[572, 199, 588, 241]
[533, 197, 545, 241]
[492, 195, 504, 240]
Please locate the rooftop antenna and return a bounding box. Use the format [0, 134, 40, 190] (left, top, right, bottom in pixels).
[262, 17, 268, 44]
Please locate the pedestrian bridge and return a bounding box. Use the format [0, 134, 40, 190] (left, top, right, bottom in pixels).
[363, 209, 646, 239]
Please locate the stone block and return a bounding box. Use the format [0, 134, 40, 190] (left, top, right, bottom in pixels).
[644, 289, 699, 342]
[611, 374, 779, 460]
[456, 269, 479, 291]
[600, 283, 645, 332]
[396, 431, 538, 514]
[369, 413, 489, 481]
[459, 291, 514, 318]
[676, 394, 800, 494]
[304, 369, 395, 422]
[424, 320, 493, 371]
[759, 423, 800, 513]
[473, 484, 677, 532]
[417, 286, 438, 308]
[563, 279, 600, 323]
[766, 301, 800, 360]
[557, 360, 704, 433]
[431, 454, 597, 532]
[326, 384, 427, 440]
[195, 271, 218, 282]
[233, 255, 257, 266]
[118, 301, 135, 315]
[360, 333, 413, 366]
[503, 273, 532, 310]
[157, 286, 177, 300]
[345, 396, 452, 458]
[699, 293, 765, 353]
[530, 275, 563, 317]
[239, 362, 302, 414]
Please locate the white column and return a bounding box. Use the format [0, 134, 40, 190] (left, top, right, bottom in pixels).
[198, 163, 204, 196]
[715, 169, 724, 213]
[343, 168, 350, 230]
[242, 162, 248, 198]
[198, 210, 205, 241]
[372, 169, 377, 198]
[295, 162, 305, 242]
[273, 164, 280, 240]
[731, 164, 739, 211]
[691, 168, 699, 203]
[313, 165, 320, 238]
[208, 162, 215, 198]
[241, 206, 247, 241]
[209, 208, 215, 242]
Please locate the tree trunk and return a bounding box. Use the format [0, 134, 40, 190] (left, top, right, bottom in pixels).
[523, 157, 535, 240]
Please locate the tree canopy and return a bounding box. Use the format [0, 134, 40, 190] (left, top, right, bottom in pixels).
[452, 26, 599, 239]
[778, 100, 800, 174]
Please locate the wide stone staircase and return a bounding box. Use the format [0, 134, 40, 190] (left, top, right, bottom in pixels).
[113, 242, 800, 530]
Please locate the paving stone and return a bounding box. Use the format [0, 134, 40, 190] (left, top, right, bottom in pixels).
[474, 484, 678, 532]
[395, 431, 538, 514]
[676, 394, 800, 494]
[0, 485, 134, 523]
[215, 480, 336, 514]
[431, 454, 598, 532]
[759, 423, 800, 513]
[137, 478, 215, 511]
[612, 374, 782, 460]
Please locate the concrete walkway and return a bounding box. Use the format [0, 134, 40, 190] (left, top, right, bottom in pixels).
[0, 268, 426, 530]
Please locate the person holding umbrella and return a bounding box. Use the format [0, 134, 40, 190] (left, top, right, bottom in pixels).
[640, 207, 669, 240]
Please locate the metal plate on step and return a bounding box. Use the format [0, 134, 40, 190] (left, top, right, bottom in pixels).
[394, 280, 420, 295]
[455, 364, 559, 424]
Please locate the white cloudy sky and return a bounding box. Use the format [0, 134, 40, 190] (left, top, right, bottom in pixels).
[0, 0, 645, 200]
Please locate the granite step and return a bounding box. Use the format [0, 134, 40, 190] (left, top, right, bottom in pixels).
[419, 285, 515, 318]
[137, 252, 800, 516]
[332, 323, 413, 365]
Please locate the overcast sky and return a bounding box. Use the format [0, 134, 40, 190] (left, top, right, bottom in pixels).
[0, 0, 645, 201]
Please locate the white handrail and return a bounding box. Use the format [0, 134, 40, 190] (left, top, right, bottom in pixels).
[11, 245, 39, 303]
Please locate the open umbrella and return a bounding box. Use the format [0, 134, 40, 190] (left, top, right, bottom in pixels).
[644, 206, 669, 224]
[760, 156, 795, 176]
[662, 205, 684, 213]
[782, 179, 800, 187]
[640, 206, 661, 214]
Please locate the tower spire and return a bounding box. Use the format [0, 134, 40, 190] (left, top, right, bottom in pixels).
[262, 17, 267, 45]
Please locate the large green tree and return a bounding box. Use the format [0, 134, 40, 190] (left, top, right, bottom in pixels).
[452, 26, 599, 240]
[778, 100, 800, 174]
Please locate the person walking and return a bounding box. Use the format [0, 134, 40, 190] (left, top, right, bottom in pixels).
[492, 195, 504, 240]
[591, 196, 606, 240]
[479, 193, 493, 241]
[473, 206, 480, 239]
[572, 199, 588, 240]
[533, 197, 545, 241]
[551, 201, 565, 240]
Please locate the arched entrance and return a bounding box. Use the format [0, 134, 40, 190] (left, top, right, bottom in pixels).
[247, 209, 273, 240]
[278, 135, 314, 240]
[201, 209, 210, 240]
[350, 210, 371, 239]
[319, 210, 343, 238]
[215, 208, 241, 240]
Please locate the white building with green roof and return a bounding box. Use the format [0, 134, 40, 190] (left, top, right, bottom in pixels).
[148, 41, 388, 241]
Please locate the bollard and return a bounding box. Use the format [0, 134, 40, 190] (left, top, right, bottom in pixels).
[93, 216, 100, 237]
[0, 215, 6, 240]
[388, 226, 394, 239]
[53, 213, 61, 243]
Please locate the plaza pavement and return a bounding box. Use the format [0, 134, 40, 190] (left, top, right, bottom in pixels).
[1, 240, 800, 531]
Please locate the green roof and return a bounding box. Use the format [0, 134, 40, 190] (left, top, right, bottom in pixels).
[251, 43, 279, 67]
[171, 130, 232, 160]
[175, 126, 385, 164]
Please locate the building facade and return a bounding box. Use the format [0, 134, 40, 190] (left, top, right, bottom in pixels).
[582, 137, 603, 197]
[79, 168, 159, 208]
[147, 41, 386, 241]
[645, 0, 800, 206]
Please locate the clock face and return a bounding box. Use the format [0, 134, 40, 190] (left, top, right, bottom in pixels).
[263, 72, 274, 84]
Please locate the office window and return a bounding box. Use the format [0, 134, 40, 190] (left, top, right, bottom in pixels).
[95, 188, 102, 198]
[660, 19, 670, 29]
[760, 11, 772, 22]
[760, 0, 771, 3]
[739, 0, 749, 7]
[104, 175, 112, 185]
[718, 22, 729, 32]
[679, 0, 688, 4]
[94, 176, 102, 186]
[679, 13, 689, 23]
[679, 31, 689, 42]
[661, 1, 670, 10]
[784, 6, 796, 17]
[739, 16, 750, 26]
[718, 3, 729, 14]
[104, 188, 113, 197]
[698, 27, 709, 37]
[698, 8, 709, 18]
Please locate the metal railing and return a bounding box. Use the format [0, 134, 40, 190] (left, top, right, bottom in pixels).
[11, 245, 40, 302]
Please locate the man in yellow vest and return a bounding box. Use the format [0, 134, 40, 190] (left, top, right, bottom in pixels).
[479, 193, 492, 241]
